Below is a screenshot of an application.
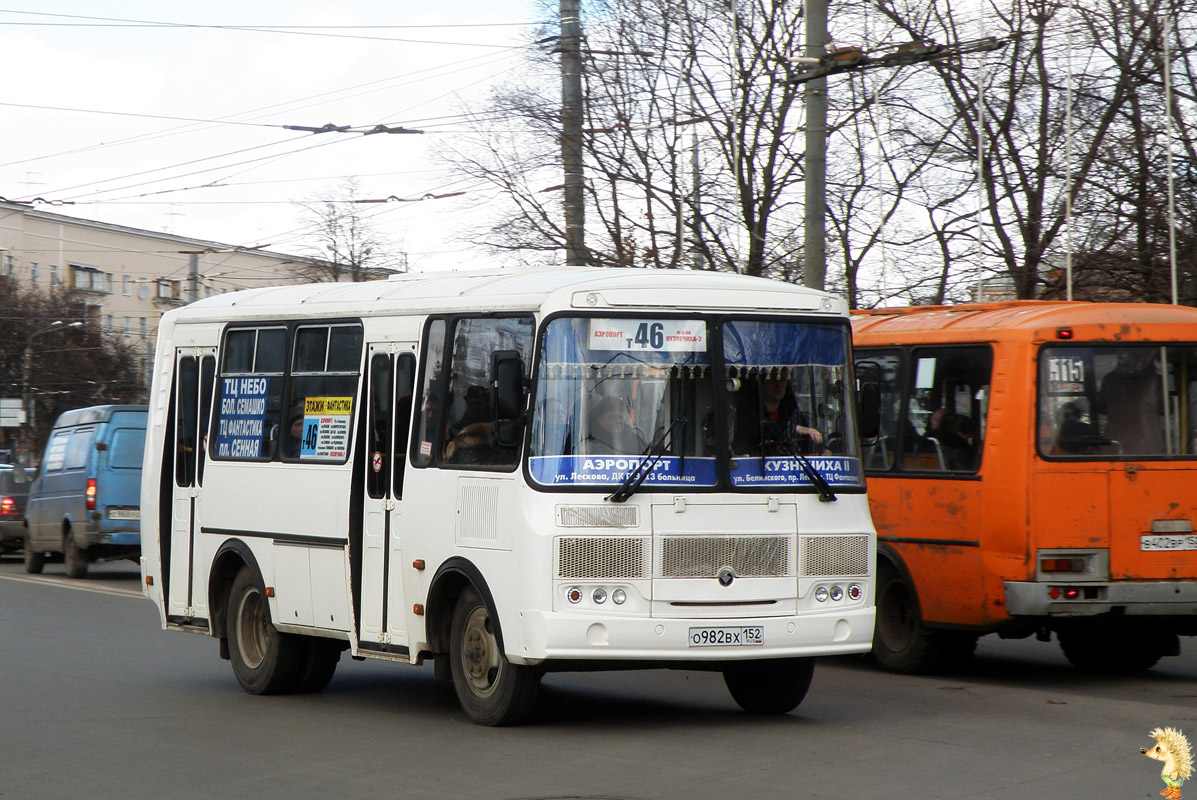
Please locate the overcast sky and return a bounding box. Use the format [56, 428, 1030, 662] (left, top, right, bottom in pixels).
[0, 2, 549, 272]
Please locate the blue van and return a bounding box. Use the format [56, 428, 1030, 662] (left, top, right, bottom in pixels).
[23, 405, 148, 578]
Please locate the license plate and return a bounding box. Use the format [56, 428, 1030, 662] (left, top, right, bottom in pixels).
[1141, 534, 1197, 551]
[688, 626, 764, 647]
[108, 508, 140, 520]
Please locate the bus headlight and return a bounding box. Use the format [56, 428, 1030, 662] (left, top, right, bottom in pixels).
[612, 588, 627, 605]
[592, 588, 607, 604]
[814, 586, 829, 602]
[830, 585, 844, 601]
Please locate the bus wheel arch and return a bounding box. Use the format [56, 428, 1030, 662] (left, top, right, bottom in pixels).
[873, 548, 976, 674]
[425, 558, 503, 660]
[207, 540, 263, 656]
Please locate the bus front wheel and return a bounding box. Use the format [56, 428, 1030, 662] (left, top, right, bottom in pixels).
[873, 564, 976, 673]
[723, 658, 814, 714]
[449, 588, 540, 726]
[227, 566, 303, 694]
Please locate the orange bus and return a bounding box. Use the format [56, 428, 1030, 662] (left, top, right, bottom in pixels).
[851, 301, 1197, 672]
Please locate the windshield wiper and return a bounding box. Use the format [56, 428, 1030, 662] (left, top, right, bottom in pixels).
[607, 417, 687, 503]
[762, 426, 838, 503]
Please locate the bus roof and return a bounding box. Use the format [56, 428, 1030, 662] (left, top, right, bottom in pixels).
[163, 266, 845, 322]
[851, 301, 1197, 343]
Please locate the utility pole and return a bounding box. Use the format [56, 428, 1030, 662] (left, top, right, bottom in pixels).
[189, 252, 200, 303]
[560, 0, 588, 266]
[803, 0, 830, 291]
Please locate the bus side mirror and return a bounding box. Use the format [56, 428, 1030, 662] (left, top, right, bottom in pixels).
[491, 350, 526, 420]
[855, 361, 882, 440]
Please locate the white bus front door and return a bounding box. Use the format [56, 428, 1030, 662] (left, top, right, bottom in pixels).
[356, 345, 417, 655]
[166, 349, 215, 623]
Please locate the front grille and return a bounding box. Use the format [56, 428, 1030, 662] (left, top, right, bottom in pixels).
[557, 536, 649, 579]
[800, 535, 869, 577]
[659, 535, 792, 578]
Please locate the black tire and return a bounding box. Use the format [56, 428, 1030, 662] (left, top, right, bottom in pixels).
[23, 534, 44, 574]
[449, 588, 540, 726]
[293, 638, 342, 694]
[873, 563, 976, 674]
[63, 534, 88, 579]
[1058, 626, 1170, 672]
[226, 566, 303, 694]
[723, 658, 815, 714]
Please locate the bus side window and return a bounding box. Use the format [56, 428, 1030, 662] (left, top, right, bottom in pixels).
[412, 319, 447, 468]
[442, 316, 533, 469]
[904, 346, 991, 473]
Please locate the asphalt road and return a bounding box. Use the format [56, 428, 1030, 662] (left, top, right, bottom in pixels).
[1, 556, 1192, 800]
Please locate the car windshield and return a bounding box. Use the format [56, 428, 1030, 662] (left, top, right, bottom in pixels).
[1038, 344, 1197, 459]
[527, 316, 863, 490]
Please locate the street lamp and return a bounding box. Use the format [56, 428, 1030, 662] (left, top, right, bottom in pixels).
[21, 320, 83, 465]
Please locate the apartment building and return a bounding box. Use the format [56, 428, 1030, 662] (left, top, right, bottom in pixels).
[0, 201, 324, 373]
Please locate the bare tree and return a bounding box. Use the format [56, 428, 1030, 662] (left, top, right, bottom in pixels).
[0, 282, 144, 460]
[294, 178, 408, 282]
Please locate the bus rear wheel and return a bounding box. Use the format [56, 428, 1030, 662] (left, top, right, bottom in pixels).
[227, 566, 303, 694]
[873, 564, 976, 674]
[449, 588, 540, 726]
[723, 658, 814, 714]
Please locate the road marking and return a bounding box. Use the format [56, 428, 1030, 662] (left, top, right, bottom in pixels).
[0, 571, 145, 599]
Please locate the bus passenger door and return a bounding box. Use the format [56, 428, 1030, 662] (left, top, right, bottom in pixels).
[357, 345, 416, 653]
[166, 349, 215, 622]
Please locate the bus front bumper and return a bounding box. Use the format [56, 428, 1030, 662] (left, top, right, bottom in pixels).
[1005, 580, 1197, 617]
[514, 607, 875, 664]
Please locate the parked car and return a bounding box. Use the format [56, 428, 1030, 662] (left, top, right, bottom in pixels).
[0, 464, 37, 553]
[24, 405, 147, 578]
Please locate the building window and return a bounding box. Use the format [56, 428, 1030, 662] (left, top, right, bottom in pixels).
[50, 265, 59, 286]
[72, 265, 108, 292]
[122, 275, 131, 296]
[140, 317, 147, 339]
[3, 253, 13, 278]
[157, 278, 180, 299]
[30, 263, 39, 284]
[105, 314, 114, 332]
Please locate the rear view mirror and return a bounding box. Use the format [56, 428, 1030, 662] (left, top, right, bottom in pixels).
[491, 350, 526, 421]
[855, 361, 882, 440]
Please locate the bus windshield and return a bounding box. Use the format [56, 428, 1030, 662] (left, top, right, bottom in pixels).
[1038, 344, 1197, 458]
[528, 315, 863, 490]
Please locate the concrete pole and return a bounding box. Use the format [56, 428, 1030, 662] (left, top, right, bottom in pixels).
[189, 252, 200, 303]
[560, 0, 588, 266]
[803, 0, 829, 290]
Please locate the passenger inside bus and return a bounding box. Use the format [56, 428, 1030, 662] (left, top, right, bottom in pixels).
[1053, 400, 1104, 454]
[930, 411, 978, 470]
[585, 396, 646, 455]
[284, 399, 305, 458]
[1098, 351, 1164, 454]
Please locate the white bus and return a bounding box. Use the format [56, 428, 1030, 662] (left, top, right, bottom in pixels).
[141, 267, 877, 725]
